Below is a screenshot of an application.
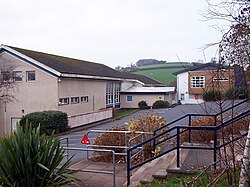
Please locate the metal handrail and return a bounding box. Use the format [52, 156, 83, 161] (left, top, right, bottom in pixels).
[62, 147, 116, 187]
[154, 99, 249, 135]
[60, 137, 69, 160]
[126, 108, 250, 186]
[87, 130, 152, 163]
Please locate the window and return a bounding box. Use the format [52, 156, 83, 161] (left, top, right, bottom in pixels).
[1, 71, 12, 82]
[180, 93, 185, 101]
[26, 71, 35, 81]
[191, 76, 205, 88]
[81, 96, 88, 103]
[127, 95, 132, 102]
[71, 97, 79, 104]
[59, 98, 69, 105]
[106, 82, 121, 106]
[14, 71, 22, 82]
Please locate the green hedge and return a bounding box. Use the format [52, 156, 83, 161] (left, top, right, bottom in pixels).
[152, 100, 169, 109]
[203, 90, 223, 102]
[138, 100, 150, 109]
[20, 110, 69, 135]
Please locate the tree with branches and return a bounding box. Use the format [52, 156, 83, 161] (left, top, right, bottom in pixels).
[201, 1, 250, 186]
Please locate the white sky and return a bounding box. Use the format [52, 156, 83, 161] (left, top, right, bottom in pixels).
[1, 0, 224, 68]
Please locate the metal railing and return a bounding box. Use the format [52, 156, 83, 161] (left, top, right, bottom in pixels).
[87, 130, 153, 162]
[127, 99, 250, 186]
[60, 137, 69, 160]
[62, 147, 116, 187]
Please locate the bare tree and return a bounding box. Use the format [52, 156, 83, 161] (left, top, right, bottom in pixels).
[0, 55, 16, 104]
[187, 1, 250, 186]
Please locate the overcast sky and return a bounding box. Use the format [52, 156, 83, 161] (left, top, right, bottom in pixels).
[1, 0, 224, 68]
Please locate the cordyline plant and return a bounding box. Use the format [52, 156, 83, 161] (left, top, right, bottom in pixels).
[0, 125, 78, 187]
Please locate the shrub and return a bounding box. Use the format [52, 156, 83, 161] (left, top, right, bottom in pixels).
[138, 100, 149, 109]
[224, 88, 238, 99]
[152, 100, 169, 108]
[91, 115, 167, 164]
[20, 110, 68, 135]
[224, 88, 248, 99]
[203, 89, 223, 101]
[91, 126, 127, 163]
[0, 125, 78, 186]
[126, 115, 167, 163]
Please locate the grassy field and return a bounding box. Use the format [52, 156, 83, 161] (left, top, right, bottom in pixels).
[132, 68, 183, 85]
[135, 62, 192, 69]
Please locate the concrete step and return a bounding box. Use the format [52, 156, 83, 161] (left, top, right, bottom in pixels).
[128, 151, 176, 186]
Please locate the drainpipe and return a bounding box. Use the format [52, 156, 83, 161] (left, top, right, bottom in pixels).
[112, 83, 115, 108]
[4, 101, 6, 134]
[92, 95, 95, 111]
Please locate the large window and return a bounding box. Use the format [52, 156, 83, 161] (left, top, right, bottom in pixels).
[191, 76, 205, 88]
[106, 82, 121, 106]
[26, 71, 35, 82]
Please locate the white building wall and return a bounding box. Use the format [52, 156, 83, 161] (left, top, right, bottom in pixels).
[177, 72, 189, 104]
[177, 72, 204, 104]
[121, 81, 143, 91]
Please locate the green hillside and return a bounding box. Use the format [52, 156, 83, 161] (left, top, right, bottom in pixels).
[130, 63, 192, 86]
[135, 62, 191, 69]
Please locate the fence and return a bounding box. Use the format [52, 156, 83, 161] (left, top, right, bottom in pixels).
[68, 108, 113, 128]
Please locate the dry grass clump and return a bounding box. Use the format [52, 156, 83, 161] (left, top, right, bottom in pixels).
[91, 126, 126, 163]
[91, 115, 167, 164]
[180, 116, 249, 144]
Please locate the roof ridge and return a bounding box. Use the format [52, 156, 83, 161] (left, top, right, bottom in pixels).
[7, 45, 104, 66]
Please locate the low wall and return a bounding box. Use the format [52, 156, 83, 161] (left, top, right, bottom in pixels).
[68, 108, 113, 128]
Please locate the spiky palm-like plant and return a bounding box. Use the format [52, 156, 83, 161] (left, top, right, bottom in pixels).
[0, 125, 78, 187]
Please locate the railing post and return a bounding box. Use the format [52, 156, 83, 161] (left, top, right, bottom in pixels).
[127, 150, 131, 186]
[188, 115, 191, 143]
[214, 115, 217, 126]
[153, 131, 156, 153]
[177, 127, 180, 168]
[213, 127, 217, 170]
[112, 151, 116, 187]
[142, 134, 145, 162]
[66, 137, 69, 161]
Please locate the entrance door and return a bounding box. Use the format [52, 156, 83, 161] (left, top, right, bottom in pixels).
[11, 118, 21, 132]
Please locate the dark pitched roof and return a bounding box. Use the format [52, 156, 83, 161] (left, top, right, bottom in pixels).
[119, 73, 163, 86]
[5, 46, 161, 85]
[172, 63, 225, 76]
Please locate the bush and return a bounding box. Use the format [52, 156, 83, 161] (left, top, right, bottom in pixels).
[138, 100, 149, 109]
[91, 126, 127, 163]
[152, 100, 169, 108]
[20, 110, 68, 135]
[91, 115, 167, 164]
[224, 88, 237, 99]
[224, 88, 248, 99]
[203, 89, 223, 101]
[0, 125, 78, 186]
[127, 115, 167, 163]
